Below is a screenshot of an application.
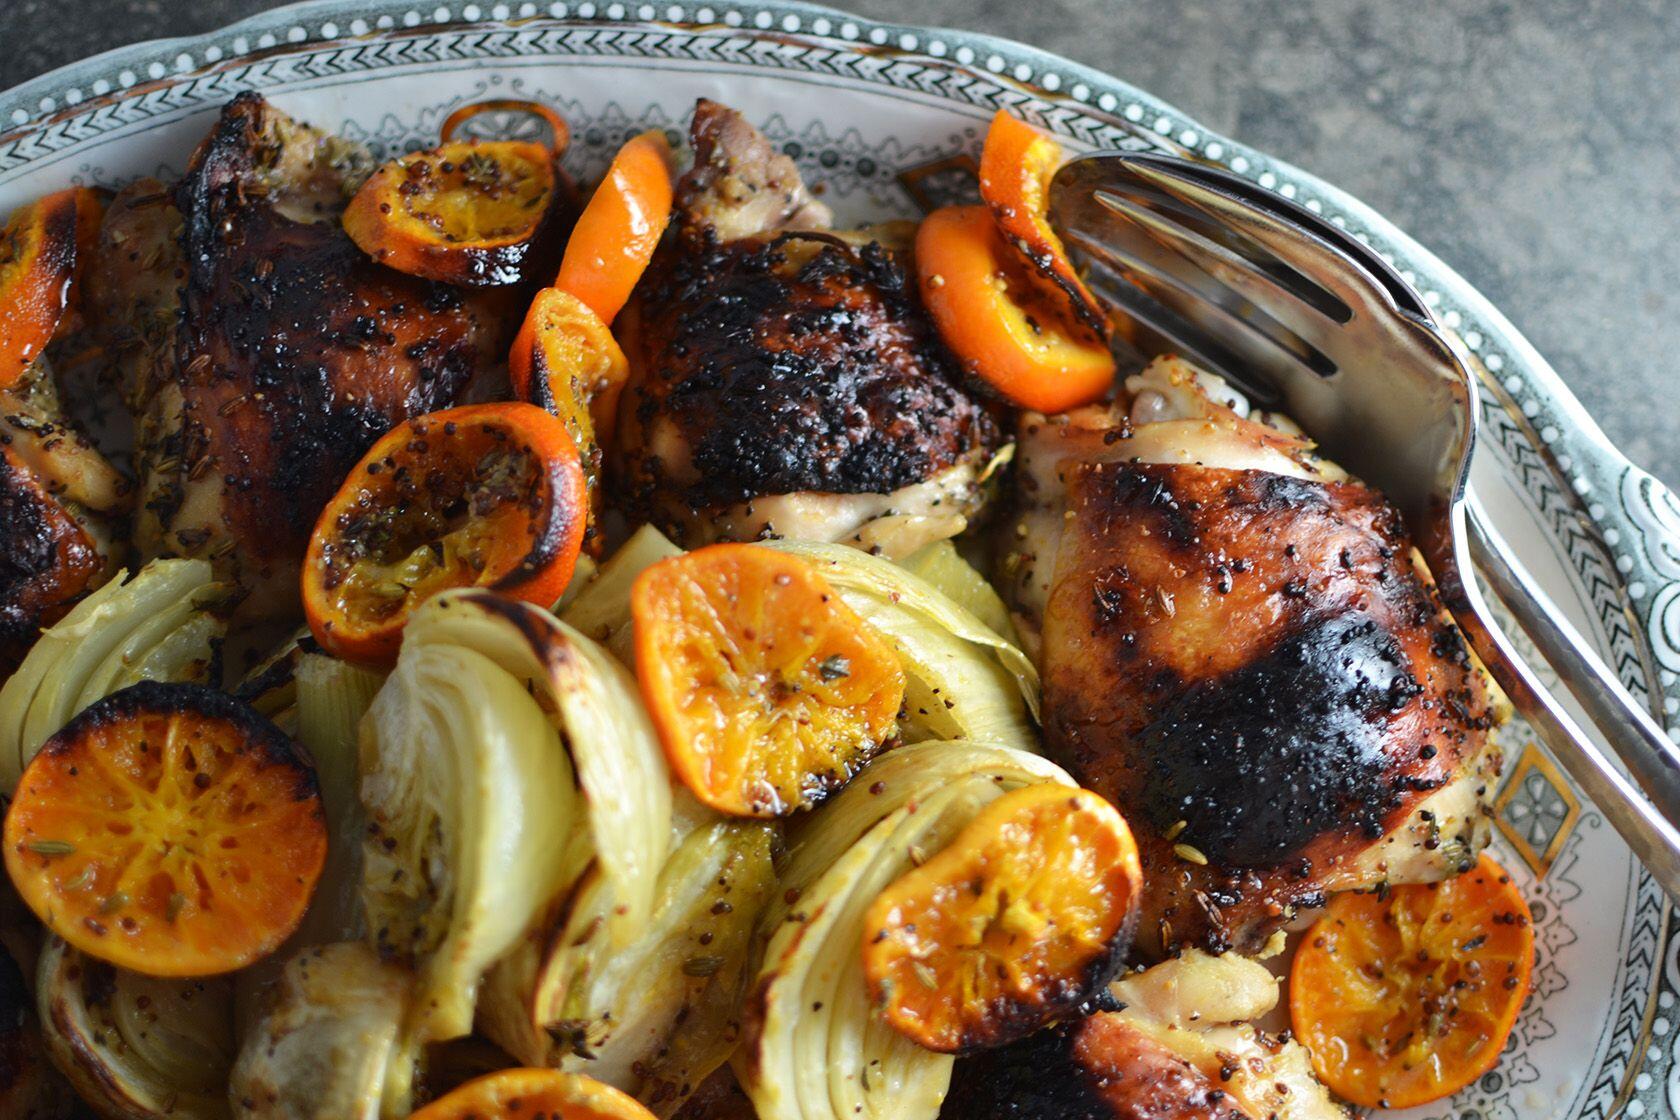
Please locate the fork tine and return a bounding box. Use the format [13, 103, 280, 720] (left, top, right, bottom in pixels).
[1085, 186, 1363, 365]
[1076, 192, 1338, 377]
[1116, 159, 1424, 351]
[1072, 251, 1287, 408]
[1055, 156, 1353, 324]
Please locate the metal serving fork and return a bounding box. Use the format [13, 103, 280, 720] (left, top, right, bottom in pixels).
[1049, 151, 1680, 898]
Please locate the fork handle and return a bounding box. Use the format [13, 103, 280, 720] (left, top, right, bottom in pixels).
[1459, 492, 1680, 897]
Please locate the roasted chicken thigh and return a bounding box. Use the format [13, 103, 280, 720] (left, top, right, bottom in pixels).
[0, 362, 129, 671]
[613, 100, 1002, 557]
[86, 93, 513, 620]
[1004, 356, 1500, 955]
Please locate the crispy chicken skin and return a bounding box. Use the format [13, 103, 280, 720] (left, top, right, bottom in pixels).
[85, 178, 185, 420]
[100, 92, 511, 619]
[942, 953, 1346, 1120]
[0, 365, 129, 672]
[1005, 357, 1498, 955]
[613, 100, 1002, 557]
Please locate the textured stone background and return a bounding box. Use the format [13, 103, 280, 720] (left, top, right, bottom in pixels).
[4, 0, 1675, 485]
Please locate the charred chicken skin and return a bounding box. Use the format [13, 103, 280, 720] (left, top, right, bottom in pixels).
[0, 363, 129, 672]
[941, 951, 1346, 1120]
[1005, 357, 1499, 956]
[89, 93, 512, 619]
[613, 99, 1002, 557]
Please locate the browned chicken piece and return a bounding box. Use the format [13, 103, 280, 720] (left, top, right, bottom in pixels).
[0, 362, 129, 672]
[1002, 356, 1500, 956]
[941, 952, 1347, 1120]
[85, 93, 514, 620]
[84, 177, 184, 419]
[677, 98, 832, 241]
[613, 99, 1003, 558]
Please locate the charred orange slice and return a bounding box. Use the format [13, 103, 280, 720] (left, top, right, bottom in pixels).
[0, 190, 79, 387]
[554, 130, 674, 326]
[343, 139, 563, 286]
[978, 109, 1107, 335]
[409, 1068, 657, 1120]
[917, 205, 1115, 414]
[631, 544, 904, 817]
[511, 286, 630, 435]
[439, 98, 572, 154]
[302, 401, 587, 664]
[1289, 852, 1534, 1109]
[3, 681, 326, 977]
[862, 783, 1142, 1053]
[509, 287, 629, 555]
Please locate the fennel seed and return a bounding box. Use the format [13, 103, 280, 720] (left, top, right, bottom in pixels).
[167, 892, 188, 922]
[26, 839, 75, 857]
[910, 961, 939, 990]
[98, 891, 130, 915]
[683, 955, 725, 977]
[1162, 820, 1189, 841]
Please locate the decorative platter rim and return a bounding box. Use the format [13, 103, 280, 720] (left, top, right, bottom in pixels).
[2, 3, 1678, 1118]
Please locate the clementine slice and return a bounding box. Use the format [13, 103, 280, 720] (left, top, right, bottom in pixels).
[916, 204, 1115, 413]
[409, 1068, 656, 1120]
[632, 544, 904, 817]
[862, 782, 1142, 1053]
[1289, 852, 1535, 1109]
[302, 401, 588, 664]
[3, 681, 326, 977]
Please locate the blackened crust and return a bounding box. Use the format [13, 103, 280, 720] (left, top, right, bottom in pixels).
[0, 447, 101, 671]
[1043, 462, 1493, 954]
[941, 1014, 1251, 1120]
[617, 232, 999, 516]
[37, 680, 319, 804]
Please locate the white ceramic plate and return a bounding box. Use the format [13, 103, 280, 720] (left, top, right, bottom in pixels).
[4, 4, 1679, 1117]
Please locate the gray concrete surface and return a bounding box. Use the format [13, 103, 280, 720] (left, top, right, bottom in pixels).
[4, 0, 1675, 485]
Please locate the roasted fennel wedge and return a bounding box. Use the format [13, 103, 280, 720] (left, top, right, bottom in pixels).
[736, 741, 1072, 1120]
[230, 941, 410, 1120]
[36, 935, 237, 1120]
[361, 590, 675, 1114]
[293, 653, 385, 944]
[407, 589, 673, 941]
[560, 523, 683, 652]
[360, 600, 583, 1114]
[897, 539, 1020, 646]
[235, 653, 387, 1037]
[482, 817, 778, 1116]
[759, 539, 1039, 746]
[0, 558, 228, 790]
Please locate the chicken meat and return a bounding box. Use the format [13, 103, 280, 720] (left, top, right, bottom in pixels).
[941, 951, 1347, 1120]
[85, 92, 515, 620]
[612, 99, 1003, 558]
[1001, 356, 1501, 955]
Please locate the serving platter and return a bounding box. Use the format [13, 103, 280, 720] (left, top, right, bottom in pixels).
[2, 3, 1678, 1116]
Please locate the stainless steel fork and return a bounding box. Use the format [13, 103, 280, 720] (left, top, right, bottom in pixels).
[1049, 151, 1680, 898]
